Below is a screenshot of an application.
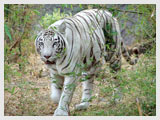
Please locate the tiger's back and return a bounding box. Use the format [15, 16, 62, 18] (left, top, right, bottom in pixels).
[48, 9, 131, 73]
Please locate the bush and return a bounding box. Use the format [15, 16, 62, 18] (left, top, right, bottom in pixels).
[40, 8, 72, 29]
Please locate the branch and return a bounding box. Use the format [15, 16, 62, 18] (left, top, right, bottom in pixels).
[108, 8, 147, 15]
[9, 38, 21, 51]
[136, 98, 143, 116]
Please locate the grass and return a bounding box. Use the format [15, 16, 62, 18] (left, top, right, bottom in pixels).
[71, 46, 156, 116]
[4, 42, 156, 116]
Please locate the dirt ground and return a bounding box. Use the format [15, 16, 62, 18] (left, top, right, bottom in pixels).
[5, 49, 151, 116]
[4, 53, 104, 116]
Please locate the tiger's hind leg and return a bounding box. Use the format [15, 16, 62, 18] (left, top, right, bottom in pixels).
[108, 55, 124, 102]
[75, 75, 94, 110]
[109, 54, 122, 72]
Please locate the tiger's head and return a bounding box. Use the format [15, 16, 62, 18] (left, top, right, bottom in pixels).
[35, 21, 66, 65]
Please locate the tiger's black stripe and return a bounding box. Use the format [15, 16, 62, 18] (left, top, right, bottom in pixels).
[35, 9, 139, 74]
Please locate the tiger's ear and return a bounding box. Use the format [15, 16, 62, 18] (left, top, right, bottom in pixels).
[58, 21, 66, 34]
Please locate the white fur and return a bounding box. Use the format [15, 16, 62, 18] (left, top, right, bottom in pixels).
[36, 9, 122, 116]
[50, 84, 61, 104]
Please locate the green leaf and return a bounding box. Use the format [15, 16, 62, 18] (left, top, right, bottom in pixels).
[4, 88, 9, 91]
[79, 4, 83, 9]
[4, 7, 12, 13]
[61, 4, 65, 10]
[5, 86, 16, 95]
[11, 86, 16, 95]
[70, 5, 73, 10]
[4, 23, 12, 41]
[33, 10, 40, 15]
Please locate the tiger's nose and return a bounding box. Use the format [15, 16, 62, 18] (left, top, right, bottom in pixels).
[44, 55, 51, 59]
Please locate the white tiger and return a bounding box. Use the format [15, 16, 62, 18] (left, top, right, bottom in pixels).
[35, 9, 138, 116]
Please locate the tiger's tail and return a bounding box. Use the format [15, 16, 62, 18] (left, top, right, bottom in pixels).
[121, 42, 139, 65]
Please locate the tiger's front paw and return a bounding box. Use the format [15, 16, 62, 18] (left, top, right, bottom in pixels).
[53, 108, 69, 116]
[75, 102, 89, 110]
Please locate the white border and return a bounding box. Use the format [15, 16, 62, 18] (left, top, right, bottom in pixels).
[0, 0, 158, 4]
[0, 0, 159, 120]
[156, 0, 160, 119]
[0, 2, 4, 118]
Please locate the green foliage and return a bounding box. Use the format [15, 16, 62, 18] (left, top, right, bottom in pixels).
[4, 4, 41, 75]
[4, 5, 42, 115]
[4, 5, 40, 42]
[5, 86, 16, 95]
[72, 46, 156, 116]
[111, 5, 156, 41]
[4, 23, 12, 41]
[4, 63, 12, 82]
[61, 4, 74, 10]
[40, 9, 72, 29]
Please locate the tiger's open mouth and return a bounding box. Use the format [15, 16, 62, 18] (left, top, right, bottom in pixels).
[45, 60, 56, 65]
